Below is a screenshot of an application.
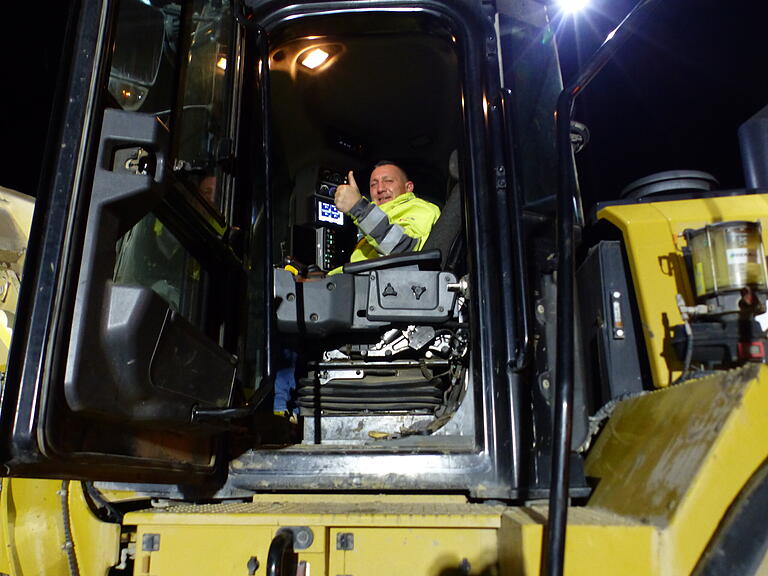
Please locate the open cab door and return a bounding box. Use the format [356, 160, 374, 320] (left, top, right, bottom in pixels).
[0, 0, 243, 483]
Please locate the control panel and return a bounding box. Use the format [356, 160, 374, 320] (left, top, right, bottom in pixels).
[317, 226, 344, 270]
[317, 168, 346, 199]
[292, 166, 356, 271]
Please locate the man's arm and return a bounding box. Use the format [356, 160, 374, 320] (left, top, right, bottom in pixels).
[348, 197, 418, 255]
[334, 171, 420, 256]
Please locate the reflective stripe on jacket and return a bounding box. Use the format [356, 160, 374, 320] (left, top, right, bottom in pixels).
[350, 192, 440, 259]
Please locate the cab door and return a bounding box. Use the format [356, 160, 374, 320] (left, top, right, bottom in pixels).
[0, 0, 247, 483]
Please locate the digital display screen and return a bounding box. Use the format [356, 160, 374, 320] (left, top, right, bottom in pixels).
[317, 199, 344, 226]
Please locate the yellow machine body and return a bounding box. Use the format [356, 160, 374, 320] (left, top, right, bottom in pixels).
[2, 1, 768, 572]
[1, 193, 768, 574]
[598, 193, 768, 387]
[0, 187, 34, 372]
[0, 362, 766, 575]
[0, 479, 120, 576]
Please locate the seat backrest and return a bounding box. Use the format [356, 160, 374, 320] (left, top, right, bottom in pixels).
[422, 151, 464, 272]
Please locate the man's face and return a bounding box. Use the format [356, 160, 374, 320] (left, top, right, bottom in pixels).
[369, 164, 413, 205]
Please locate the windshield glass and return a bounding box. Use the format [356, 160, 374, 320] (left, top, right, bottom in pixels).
[499, 5, 563, 209]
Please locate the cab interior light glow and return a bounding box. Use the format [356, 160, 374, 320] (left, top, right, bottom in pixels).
[301, 48, 330, 70]
[216, 57, 227, 71]
[557, 0, 590, 14]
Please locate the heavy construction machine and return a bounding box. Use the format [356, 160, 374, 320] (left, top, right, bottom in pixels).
[1, 0, 768, 574]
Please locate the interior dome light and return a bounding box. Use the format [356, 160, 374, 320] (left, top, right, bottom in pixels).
[216, 57, 227, 71]
[301, 48, 330, 70]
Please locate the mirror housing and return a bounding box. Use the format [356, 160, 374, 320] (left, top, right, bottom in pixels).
[108, 0, 165, 110]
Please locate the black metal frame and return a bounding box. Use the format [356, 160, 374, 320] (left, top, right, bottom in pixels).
[0, 0, 116, 472]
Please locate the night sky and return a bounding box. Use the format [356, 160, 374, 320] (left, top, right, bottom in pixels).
[555, 0, 768, 210]
[1, 4, 71, 197]
[3, 1, 768, 207]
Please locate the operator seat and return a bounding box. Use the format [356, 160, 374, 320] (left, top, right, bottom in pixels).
[422, 149, 464, 273]
[273, 155, 467, 418]
[274, 153, 465, 337]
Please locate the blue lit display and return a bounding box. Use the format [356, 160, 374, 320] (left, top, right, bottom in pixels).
[317, 199, 344, 226]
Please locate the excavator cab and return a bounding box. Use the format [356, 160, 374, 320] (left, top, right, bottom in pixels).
[0, 0, 588, 501]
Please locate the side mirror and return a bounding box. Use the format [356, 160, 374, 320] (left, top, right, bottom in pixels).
[108, 0, 165, 111]
[570, 120, 590, 154]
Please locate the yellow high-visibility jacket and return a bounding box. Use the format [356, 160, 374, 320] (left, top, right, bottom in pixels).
[340, 192, 441, 268]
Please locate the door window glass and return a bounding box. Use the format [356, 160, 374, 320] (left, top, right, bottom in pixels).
[114, 214, 204, 326]
[174, 0, 233, 212]
[499, 5, 562, 208]
[107, 0, 233, 212]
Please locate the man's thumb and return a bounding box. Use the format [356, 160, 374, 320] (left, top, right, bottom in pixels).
[347, 170, 357, 188]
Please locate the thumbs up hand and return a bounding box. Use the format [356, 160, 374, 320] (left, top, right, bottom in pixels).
[334, 170, 362, 214]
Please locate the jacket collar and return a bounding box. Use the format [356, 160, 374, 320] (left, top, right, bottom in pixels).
[376, 191, 415, 209]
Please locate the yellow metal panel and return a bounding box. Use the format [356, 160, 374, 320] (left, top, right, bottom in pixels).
[0, 479, 120, 576]
[133, 525, 281, 576]
[126, 494, 665, 575]
[597, 194, 768, 387]
[124, 494, 503, 528]
[0, 479, 70, 576]
[498, 507, 658, 576]
[0, 479, 21, 576]
[69, 483, 122, 576]
[0, 322, 10, 373]
[328, 527, 498, 576]
[131, 523, 499, 576]
[585, 364, 768, 574]
[126, 489, 724, 575]
[125, 495, 504, 576]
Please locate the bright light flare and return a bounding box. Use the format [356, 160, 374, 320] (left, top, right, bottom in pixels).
[557, 0, 590, 14]
[216, 57, 227, 71]
[301, 48, 330, 70]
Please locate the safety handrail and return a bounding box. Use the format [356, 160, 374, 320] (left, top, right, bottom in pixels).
[544, 2, 659, 575]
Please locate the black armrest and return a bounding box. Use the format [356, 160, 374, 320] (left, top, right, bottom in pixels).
[342, 249, 442, 274]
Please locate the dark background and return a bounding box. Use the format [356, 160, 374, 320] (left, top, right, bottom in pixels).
[3, 1, 768, 206]
[1, 3, 72, 197]
[555, 0, 768, 210]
